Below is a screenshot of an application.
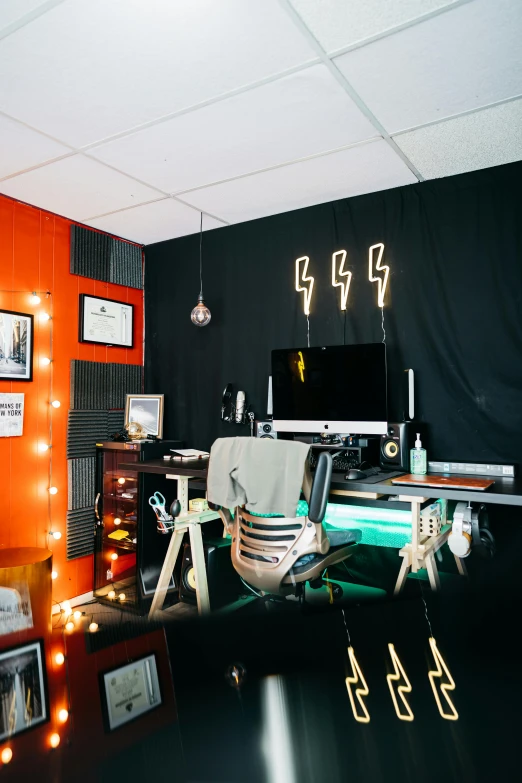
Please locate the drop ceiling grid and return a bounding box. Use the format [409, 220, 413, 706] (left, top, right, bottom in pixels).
[0, 0, 520, 240]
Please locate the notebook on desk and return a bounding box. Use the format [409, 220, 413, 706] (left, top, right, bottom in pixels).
[391, 474, 495, 491]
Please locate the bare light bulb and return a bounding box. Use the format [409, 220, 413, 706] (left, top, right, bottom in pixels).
[73, 610, 82, 620]
[30, 293, 41, 305]
[51, 570, 58, 580]
[62, 601, 71, 615]
[110, 552, 118, 561]
[58, 709, 69, 723]
[39, 443, 50, 452]
[51, 400, 61, 408]
[40, 312, 51, 322]
[117, 477, 126, 485]
[114, 517, 121, 525]
[49, 486, 58, 495]
[49, 733, 60, 749]
[1, 748, 13, 764]
[108, 590, 116, 600]
[65, 621, 74, 632]
[55, 652, 65, 665]
[88, 622, 98, 633]
[119, 593, 126, 602]
[50, 530, 62, 540]
[190, 294, 211, 327]
[40, 357, 51, 366]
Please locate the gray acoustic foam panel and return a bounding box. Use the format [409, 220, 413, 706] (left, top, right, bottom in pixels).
[66, 507, 95, 560]
[70, 224, 143, 289]
[67, 458, 96, 511]
[70, 360, 142, 410]
[108, 409, 125, 437]
[67, 410, 125, 458]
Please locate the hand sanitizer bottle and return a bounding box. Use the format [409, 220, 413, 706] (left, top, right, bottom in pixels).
[410, 433, 427, 475]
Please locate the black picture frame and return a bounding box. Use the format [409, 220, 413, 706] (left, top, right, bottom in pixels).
[99, 653, 162, 732]
[0, 309, 34, 382]
[79, 294, 134, 348]
[0, 638, 49, 741]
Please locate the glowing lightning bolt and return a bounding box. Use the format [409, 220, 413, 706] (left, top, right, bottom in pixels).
[386, 644, 414, 722]
[295, 256, 314, 316]
[331, 250, 352, 310]
[368, 243, 389, 308]
[345, 647, 370, 723]
[428, 637, 458, 721]
[297, 350, 305, 382]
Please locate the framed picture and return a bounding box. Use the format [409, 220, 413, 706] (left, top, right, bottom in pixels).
[100, 653, 162, 731]
[79, 294, 134, 348]
[0, 309, 34, 381]
[0, 639, 48, 741]
[125, 394, 164, 439]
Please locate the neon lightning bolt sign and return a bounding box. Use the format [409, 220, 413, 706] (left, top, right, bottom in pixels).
[386, 644, 414, 722]
[295, 256, 314, 315]
[368, 243, 389, 307]
[331, 250, 352, 310]
[345, 647, 370, 723]
[428, 638, 458, 721]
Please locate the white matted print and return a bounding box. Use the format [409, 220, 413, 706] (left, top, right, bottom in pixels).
[125, 394, 164, 438]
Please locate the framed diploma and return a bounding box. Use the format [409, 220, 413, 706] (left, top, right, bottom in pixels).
[79, 295, 134, 348]
[100, 653, 162, 731]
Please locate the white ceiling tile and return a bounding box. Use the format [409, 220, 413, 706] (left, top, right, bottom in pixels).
[0, 113, 70, 178]
[0, 0, 317, 147]
[178, 141, 417, 224]
[289, 0, 458, 52]
[0, 154, 161, 221]
[84, 198, 226, 245]
[335, 0, 522, 133]
[394, 99, 522, 180]
[89, 65, 378, 194]
[0, 0, 52, 31]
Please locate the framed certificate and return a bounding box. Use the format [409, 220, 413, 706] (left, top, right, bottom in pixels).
[79, 295, 134, 348]
[100, 653, 162, 731]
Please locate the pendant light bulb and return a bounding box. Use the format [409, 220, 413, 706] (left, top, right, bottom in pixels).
[190, 213, 211, 327]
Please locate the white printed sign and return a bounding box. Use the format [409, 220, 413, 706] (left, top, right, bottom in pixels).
[0, 393, 24, 437]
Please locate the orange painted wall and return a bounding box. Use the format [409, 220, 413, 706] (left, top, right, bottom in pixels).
[0, 194, 144, 601]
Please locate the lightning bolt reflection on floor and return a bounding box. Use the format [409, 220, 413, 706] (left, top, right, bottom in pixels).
[386, 643, 414, 722]
[428, 637, 458, 721]
[331, 249, 352, 310]
[295, 256, 314, 316]
[297, 351, 305, 382]
[368, 243, 389, 308]
[345, 646, 370, 723]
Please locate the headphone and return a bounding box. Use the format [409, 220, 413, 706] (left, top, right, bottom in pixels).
[448, 502, 496, 559]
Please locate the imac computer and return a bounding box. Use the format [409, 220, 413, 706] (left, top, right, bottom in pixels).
[271, 343, 387, 436]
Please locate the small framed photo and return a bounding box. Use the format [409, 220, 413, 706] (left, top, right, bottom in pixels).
[0, 639, 48, 741]
[100, 653, 162, 731]
[79, 294, 134, 348]
[125, 394, 164, 439]
[0, 309, 34, 381]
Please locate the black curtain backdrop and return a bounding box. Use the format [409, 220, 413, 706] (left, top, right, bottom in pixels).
[144, 162, 522, 464]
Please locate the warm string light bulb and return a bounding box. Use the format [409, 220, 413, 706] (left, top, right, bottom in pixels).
[40, 357, 51, 366]
[119, 593, 126, 602]
[114, 517, 121, 525]
[48, 486, 58, 495]
[50, 530, 62, 540]
[49, 733, 60, 749]
[51, 400, 61, 408]
[1, 748, 13, 764]
[110, 552, 118, 561]
[117, 477, 126, 485]
[51, 570, 58, 580]
[39, 442, 50, 452]
[108, 590, 116, 600]
[58, 709, 69, 723]
[30, 293, 41, 305]
[65, 621, 74, 632]
[88, 622, 98, 633]
[55, 652, 65, 666]
[61, 601, 71, 615]
[40, 312, 51, 322]
[73, 610, 82, 620]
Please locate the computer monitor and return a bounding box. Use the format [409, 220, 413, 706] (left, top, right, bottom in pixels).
[271, 344, 387, 435]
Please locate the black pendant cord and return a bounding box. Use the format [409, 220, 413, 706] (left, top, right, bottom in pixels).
[199, 212, 203, 299]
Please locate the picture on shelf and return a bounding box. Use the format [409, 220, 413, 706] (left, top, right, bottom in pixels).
[0, 640, 48, 741]
[0, 309, 34, 381]
[125, 394, 164, 439]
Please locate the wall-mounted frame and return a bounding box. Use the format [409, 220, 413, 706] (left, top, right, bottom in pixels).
[0, 639, 48, 741]
[125, 394, 164, 439]
[79, 294, 134, 348]
[99, 653, 162, 731]
[0, 309, 34, 382]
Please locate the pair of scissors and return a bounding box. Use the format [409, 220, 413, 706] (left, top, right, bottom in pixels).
[149, 491, 168, 519]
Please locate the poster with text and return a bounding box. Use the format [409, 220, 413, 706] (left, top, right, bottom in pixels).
[0, 393, 24, 437]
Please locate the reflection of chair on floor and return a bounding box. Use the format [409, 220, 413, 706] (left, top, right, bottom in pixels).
[215, 451, 362, 600]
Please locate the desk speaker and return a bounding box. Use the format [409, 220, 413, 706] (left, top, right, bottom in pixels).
[255, 421, 278, 439]
[380, 422, 412, 471]
[180, 539, 243, 609]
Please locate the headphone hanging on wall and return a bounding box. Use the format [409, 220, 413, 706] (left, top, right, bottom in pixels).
[448, 502, 496, 559]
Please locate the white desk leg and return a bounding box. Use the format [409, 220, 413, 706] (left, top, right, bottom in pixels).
[394, 551, 412, 596]
[426, 552, 441, 592]
[454, 555, 468, 577]
[188, 523, 211, 615]
[410, 500, 421, 573]
[149, 528, 185, 619]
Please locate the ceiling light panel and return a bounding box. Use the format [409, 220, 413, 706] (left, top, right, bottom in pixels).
[0, 0, 317, 147]
[90, 65, 378, 194]
[394, 98, 522, 180]
[0, 154, 160, 221]
[85, 198, 226, 245]
[288, 0, 459, 52]
[179, 140, 417, 224]
[335, 0, 522, 133]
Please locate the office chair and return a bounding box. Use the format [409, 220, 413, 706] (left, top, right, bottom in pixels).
[213, 452, 361, 597]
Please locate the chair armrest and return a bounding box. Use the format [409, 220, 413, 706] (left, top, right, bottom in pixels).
[308, 452, 332, 524]
[208, 502, 234, 535]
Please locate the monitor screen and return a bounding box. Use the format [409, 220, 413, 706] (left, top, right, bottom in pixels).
[271, 344, 387, 435]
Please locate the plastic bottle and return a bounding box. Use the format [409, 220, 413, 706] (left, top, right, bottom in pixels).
[410, 433, 427, 475]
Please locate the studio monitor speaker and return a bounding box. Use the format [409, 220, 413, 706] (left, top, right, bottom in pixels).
[179, 539, 243, 609]
[380, 422, 412, 471]
[255, 421, 278, 439]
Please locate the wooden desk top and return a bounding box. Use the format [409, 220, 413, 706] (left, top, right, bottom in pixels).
[120, 458, 209, 478]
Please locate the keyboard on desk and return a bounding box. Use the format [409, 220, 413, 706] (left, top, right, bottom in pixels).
[309, 452, 376, 474]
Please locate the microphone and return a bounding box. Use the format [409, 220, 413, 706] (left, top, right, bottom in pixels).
[235, 391, 246, 424]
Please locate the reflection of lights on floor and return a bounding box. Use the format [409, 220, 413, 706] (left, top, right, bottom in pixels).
[261, 676, 296, 783]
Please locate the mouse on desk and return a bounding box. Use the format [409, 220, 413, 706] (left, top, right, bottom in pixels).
[345, 468, 369, 480]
